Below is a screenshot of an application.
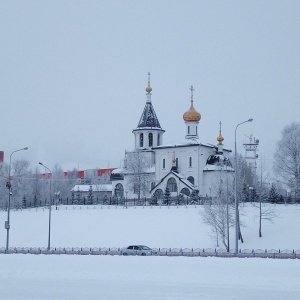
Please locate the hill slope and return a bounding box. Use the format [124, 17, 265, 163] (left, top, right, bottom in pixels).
[0, 204, 299, 250]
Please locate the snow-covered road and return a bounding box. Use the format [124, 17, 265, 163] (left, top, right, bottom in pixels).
[0, 254, 299, 300]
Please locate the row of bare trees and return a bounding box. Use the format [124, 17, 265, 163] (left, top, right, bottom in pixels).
[0, 162, 110, 209]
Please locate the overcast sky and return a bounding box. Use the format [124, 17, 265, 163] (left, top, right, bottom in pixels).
[1, 1, 299, 171]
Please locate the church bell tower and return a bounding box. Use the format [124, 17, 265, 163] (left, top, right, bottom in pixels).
[132, 72, 165, 149]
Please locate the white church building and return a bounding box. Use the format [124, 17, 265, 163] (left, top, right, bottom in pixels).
[111, 74, 233, 200]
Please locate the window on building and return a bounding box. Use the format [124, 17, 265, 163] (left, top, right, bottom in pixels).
[181, 188, 190, 196]
[188, 126, 190, 134]
[133, 183, 139, 194]
[187, 176, 194, 185]
[153, 189, 163, 200]
[115, 183, 124, 198]
[149, 133, 153, 147]
[157, 134, 160, 146]
[140, 133, 143, 147]
[163, 158, 165, 169]
[167, 177, 177, 192]
[196, 126, 197, 135]
[189, 157, 192, 167]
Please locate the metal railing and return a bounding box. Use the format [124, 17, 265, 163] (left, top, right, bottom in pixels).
[1, 246, 299, 259]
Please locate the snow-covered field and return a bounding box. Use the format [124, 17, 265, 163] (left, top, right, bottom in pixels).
[0, 204, 300, 299]
[0, 204, 299, 250]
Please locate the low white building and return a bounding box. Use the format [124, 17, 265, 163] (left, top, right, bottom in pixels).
[111, 76, 233, 200]
[71, 184, 112, 199]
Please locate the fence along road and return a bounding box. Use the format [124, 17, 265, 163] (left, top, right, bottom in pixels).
[1, 247, 299, 259]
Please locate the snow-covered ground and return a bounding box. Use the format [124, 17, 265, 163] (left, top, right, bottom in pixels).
[0, 204, 299, 250]
[1, 255, 300, 300]
[0, 204, 300, 299]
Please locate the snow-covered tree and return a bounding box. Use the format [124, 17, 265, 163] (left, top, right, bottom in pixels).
[201, 174, 234, 251]
[274, 122, 300, 200]
[125, 150, 153, 199]
[0, 159, 30, 208]
[164, 186, 170, 205]
[87, 185, 94, 205]
[269, 183, 279, 203]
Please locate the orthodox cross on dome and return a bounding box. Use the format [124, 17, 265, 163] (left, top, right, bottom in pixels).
[146, 71, 152, 94]
[190, 85, 194, 101]
[217, 121, 224, 145]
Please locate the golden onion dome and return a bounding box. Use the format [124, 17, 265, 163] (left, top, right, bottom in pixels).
[217, 133, 224, 144]
[183, 100, 201, 122]
[146, 85, 152, 93]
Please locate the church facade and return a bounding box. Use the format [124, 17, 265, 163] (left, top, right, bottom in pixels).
[111, 74, 233, 200]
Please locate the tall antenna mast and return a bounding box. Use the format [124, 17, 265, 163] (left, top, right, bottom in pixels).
[243, 134, 259, 170]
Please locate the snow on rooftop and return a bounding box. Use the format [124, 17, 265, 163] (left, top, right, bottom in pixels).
[111, 168, 124, 174]
[71, 184, 112, 192]
[154, 139, 232, 152]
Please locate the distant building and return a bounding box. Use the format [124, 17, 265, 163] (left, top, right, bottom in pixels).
[71, 184, 112, 199]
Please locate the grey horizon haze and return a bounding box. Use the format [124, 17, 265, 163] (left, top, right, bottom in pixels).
[1, 1, 299, 172]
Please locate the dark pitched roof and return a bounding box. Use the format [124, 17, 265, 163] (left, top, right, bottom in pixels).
[137, 102, 162, 129]
[150, 170, 195, 193]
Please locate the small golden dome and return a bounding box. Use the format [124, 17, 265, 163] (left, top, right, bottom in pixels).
[217, 133, 224, 144]
[183, 100, 201, 122]
[146, 85, 152, 93]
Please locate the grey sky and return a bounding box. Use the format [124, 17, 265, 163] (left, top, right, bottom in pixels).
[1, 1, 299, 171]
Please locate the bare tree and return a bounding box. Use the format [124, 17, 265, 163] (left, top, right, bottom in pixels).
[274, 122, 300, 199]
[98, 171, 111, 184]
[201, 173, 235, 251]
[26, 167, 47, 207]
[125, 150, 153, 199]
[234, 153, 253, 243]
[0, 159, 30, 208]
[65, 168, 80, 198]
[256, 159, 278, 237]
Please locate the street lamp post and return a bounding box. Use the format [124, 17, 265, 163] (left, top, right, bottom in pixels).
[39, 162, 52, 250]
[225, 163, 230, 252]
[234, 118, 253, 255]
[5, 147, 28, 252]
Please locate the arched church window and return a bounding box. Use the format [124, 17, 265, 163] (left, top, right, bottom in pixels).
[157, 134, 160, 146]
[188, 126, 190, 134]
[153, 189, 163, 200]
[189, 157, 192, 167]
[163, 158, 165, 169]
[140, 133, 144, 147]
[181, 188, 190, 196]
[187, 176, 194, 185]
[167, 177, 177, 192]
[149, 133, 153, 147]
[115, 183, 124, 198]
